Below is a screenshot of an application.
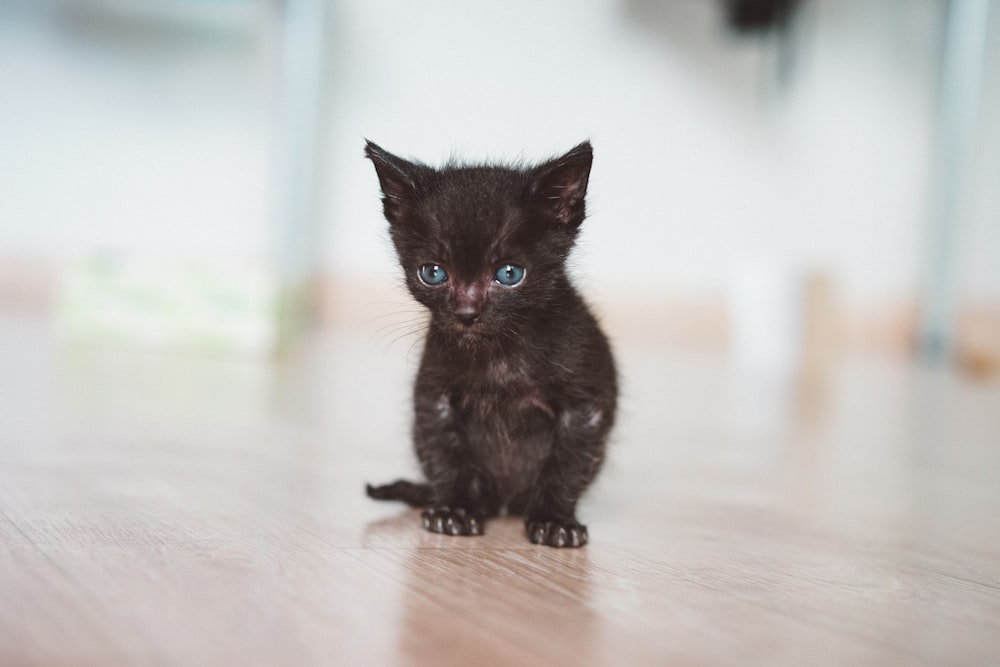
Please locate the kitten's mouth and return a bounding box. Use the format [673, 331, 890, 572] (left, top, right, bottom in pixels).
[448, 316, 488, 340]
[454, 320, 482, 335]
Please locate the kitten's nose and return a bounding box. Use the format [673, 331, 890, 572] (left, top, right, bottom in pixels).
[453, 283, 485, 326]
[455, 309, 480, 326]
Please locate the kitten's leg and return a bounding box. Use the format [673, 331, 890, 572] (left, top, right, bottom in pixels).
[524, 406, 609, 548]
[419, 452, 497, 536]
[414, 393, 498, 537]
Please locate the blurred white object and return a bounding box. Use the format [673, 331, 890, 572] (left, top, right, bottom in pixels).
[274, 0, 330, 330]
[730, 263, 805, 376]
[918, 0, 992, 361]
[56, 254, 279, 358]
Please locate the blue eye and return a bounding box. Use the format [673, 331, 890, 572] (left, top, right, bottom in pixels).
[418, 263, 448, 286]
[494, 264, 525, 287]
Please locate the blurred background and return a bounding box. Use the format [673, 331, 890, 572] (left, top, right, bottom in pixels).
[4, 5, 1000, 664]
[0, 0, 998, 376]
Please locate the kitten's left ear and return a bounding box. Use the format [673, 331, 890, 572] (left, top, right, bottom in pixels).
[529, 141, 593, 227]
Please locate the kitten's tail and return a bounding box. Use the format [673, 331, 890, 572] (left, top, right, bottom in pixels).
[365, 479, 432, 508]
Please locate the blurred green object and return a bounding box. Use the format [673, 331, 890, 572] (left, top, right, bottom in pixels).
[56, 253, 280, 358]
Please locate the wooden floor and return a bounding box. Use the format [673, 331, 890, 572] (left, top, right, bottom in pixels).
[1, 310, 998, 666]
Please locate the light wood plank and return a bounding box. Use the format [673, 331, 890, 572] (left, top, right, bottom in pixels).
[0, 313, 998, 666]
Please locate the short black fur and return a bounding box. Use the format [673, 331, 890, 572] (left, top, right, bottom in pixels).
[364, 140, 617, 548]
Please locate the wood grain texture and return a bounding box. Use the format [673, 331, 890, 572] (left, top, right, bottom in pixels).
[0, 311, 998, 666]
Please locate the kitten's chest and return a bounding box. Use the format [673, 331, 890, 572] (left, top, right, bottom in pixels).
[457, 356, 553, 417]
[453, 357, 555, 497]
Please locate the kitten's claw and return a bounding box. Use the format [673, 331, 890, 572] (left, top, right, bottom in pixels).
[421, 507, 484, 537]
[525, 520, 588, 548]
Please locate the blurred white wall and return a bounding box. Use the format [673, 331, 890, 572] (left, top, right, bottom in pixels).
[324, 0, 961, 308]
[965, 0, 1000, 303]
[1, 0, 998, 308]
[0, 0, 276, 259]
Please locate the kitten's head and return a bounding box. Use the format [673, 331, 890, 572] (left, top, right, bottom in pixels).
[365, 140, 593, 344]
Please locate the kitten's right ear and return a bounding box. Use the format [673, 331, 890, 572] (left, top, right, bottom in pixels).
[528, 141, 594, 228]
[364, 140, 427, 225]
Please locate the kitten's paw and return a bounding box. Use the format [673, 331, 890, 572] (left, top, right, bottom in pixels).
[525, 520, 588, 548]
[421, 507, 484, 536]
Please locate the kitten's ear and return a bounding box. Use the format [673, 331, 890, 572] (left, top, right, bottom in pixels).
[364, 140, 427, 225]
[528, 141, 593, 227]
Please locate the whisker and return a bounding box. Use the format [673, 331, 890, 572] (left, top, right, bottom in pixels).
[374, 322, 424, 347]
[371, 318, 428, 344]
[359, 308, 427, 327]
[405, 330, 427, 361]
[386, 323, 429, 355]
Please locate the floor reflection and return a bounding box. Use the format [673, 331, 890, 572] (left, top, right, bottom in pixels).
[363, 512, 599, 666]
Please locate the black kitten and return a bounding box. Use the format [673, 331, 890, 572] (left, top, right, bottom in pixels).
[364, 140, 617, 548]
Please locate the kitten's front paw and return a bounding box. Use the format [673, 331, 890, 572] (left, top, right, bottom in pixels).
[421, 507, 484, 536]
[526, 520, 588, 548]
